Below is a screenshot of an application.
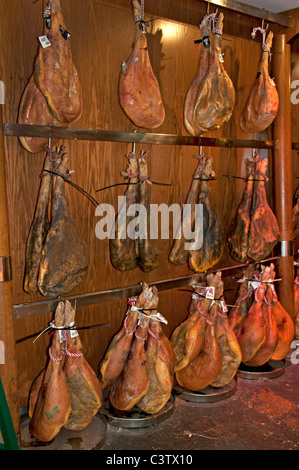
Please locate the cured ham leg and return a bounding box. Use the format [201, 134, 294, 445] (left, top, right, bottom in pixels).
[211, 298, 242, 388]
[236, 267, 270, 363]
[227, 159, 255, 262]
[34, 0, 82, 123]
[240, 30, 279, 133]
[247, 158, 279, 261]
[29, 302, 71, 442]
[295, 277, 299, 340]
[137, 287, 175, 414]
[109, 291, 152, 410]
[99, 284, 151, 389]
[119, 0, 165, 129]
[138, 151, 160, 272]
[245, 264, 278, 366]
[293, 188, 299, 240]
[175, 272, 223, 391]
[270, 275, 295, 360]
[38, 152, 88, 297]
[170, 275, 214, 372]
[18, 75, 65, 154]
[228, 264, 255, 334]
[169, 155, 206, 266]
[193, 13, 235, 132]
[24, 152, 55, 294]
[110, 153, 139, 271]
[189, 158, 223, 272]
[184, 16, 211, 136]
[62, 300, 102, 431]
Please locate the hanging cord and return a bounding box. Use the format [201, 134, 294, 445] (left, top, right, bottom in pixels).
[251, 25, 271, 55]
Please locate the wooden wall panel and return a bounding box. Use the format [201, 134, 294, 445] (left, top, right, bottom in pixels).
[0, 0, 286, 407]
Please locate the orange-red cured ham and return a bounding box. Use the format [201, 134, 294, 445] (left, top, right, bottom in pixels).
[34, 0, 82, 123]
[193, 13, 235, 132]
[240, 29, 279, 134]
[29, 302, 71, 442]
[62, 301, 102, 431]
[119, 0, 165, 129]
[228, 264, 255, 334]
[270, 276, 294, 360]
[184, 16, 211, 136]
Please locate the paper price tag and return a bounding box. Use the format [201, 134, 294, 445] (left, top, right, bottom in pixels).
[38, 35, 51, 48]
[206, 286, 215, 300]
[251, 281, 261, 290]
[220, 300, 228, 312]
[69, 322, 79, 338]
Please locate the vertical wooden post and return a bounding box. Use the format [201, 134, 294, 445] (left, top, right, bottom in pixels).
[272, 33, 295, 323]
[0, 105, 20, 437]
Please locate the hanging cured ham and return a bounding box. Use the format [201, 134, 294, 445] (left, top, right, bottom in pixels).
[62, 301, 102, 431]
[109, 290, 152, 411]
[34, 0, 82, 123]
[247, 158, 279, 261]
[24, 152, 56, 294]
[184, 16, 211, 136]
[211, 292, 242, 388]
[227, 159, 255, 262]
[137, 286, 175, 414]
[236, 267, 270, 364]
[38, 151, 88, 297]
[240, 29, 279, 134]
[170, 280, 209, 372]
[245, 265, 278, 367]
[29, 302, 71, 442]
[138, 151, 160, 272]
[110, 153, 139, 271]
[99, 284, 151, 389]
[293, 188, 299, 240]
[193, 13, 235, 132]
[169, 155, 206, 266]
[119, 0, 165, 129]
[228, 264, 255, 334]
[18, 75, 65, 154]
[189, 157, 223, 272]
[175, 272, 223, 391]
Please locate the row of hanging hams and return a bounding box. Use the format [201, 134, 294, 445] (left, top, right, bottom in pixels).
[18, 1, 279, 157]
[99, 282, 175, 414]
[24, 147, 88, 297]
[18, 0, 82, 153]
[29, 300, 102, 443]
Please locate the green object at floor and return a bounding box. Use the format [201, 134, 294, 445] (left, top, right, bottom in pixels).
[0, 378, 19, 450]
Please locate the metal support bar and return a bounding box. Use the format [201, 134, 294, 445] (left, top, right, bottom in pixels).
[13, 256, 280, 319]
[202, 0, 290, 27]
[3, 123, 278, 149]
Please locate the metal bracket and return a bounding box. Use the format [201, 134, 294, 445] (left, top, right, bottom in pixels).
[279, 240, 294, 257]
[0, 256, 12, 283]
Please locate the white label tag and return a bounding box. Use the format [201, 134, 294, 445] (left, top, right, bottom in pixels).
[206, 286, 215, 300]
[221, 300, 228, 312]
[69, 322, 79, 338]
[38, 35, 51, 48]
[251, 281, 261, 290]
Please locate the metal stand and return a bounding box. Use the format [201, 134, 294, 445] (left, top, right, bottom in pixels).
[20, 413, 107, 450]
[100, 390, 175, 428]
[173, 377, 237, 403]
[237, 359, 286, 380]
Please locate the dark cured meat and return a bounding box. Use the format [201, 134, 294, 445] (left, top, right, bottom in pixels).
[119, 0, 165, 129]
[38, 152, 88, 297]
[110, 154, 139, 271]
[169, 155, 206, 266]
[138, 152, 160, 272]
[227, 159, 255, 262]
[189, 157, 223, 272]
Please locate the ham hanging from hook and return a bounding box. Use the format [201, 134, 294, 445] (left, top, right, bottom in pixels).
[119, 0, 165, 129]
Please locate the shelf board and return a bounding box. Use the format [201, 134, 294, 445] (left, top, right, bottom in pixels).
[3, 123, 278, 149]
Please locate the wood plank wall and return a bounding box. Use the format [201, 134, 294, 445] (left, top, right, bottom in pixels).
[0, 0, 290, 407]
